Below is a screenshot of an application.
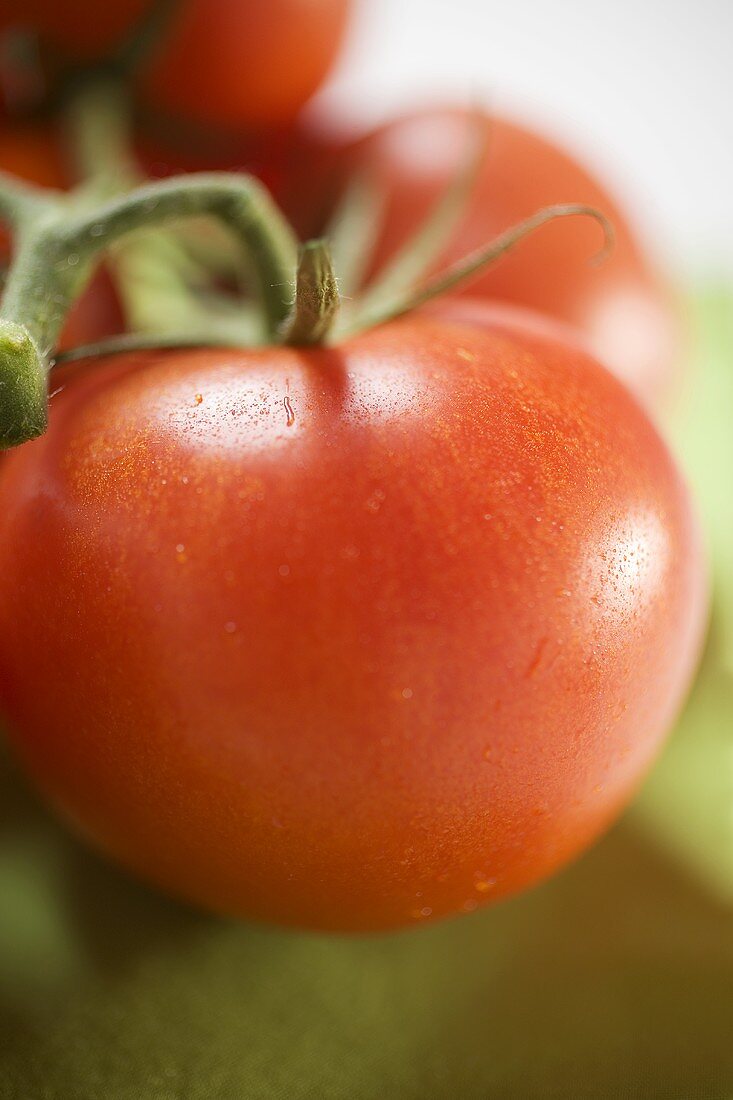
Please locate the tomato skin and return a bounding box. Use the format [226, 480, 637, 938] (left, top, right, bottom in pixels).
[143, 0, 351, 130]
[1, 0, 351, 129]
[0, 0, 147, 59]
[0, 305, 705, 931]
[0, 122, 66, 187]
[282, 109, 680, 413]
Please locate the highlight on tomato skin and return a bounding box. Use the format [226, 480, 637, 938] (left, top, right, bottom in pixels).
[279, 107, 681, 415]
[0, 304, 707, 932]
[0, 0, 353, 129]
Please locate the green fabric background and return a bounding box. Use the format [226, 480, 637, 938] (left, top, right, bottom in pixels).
[1, 292, 731, 1099]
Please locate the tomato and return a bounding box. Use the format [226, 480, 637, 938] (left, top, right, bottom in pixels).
[0, 0, 147, 59]
[0, 303, 705, 931]
[0, 121, 64, 189]
[0, 0, 351, 129]
[0, 124, 123, 349]
[282, 109, 680, 413]
[136, 118, 297, 203]
[144, 0, 351, 130]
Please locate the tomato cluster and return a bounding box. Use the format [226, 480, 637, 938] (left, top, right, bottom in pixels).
[0, 3, 706, 931]
[0, 0, 351, 128]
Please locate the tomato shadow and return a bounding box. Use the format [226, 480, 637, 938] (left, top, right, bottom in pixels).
[295, 343, 351, 401]
[0, 737, 47, 838]
[61, 818, 729, 1100]
[421, 821, 733, 1098]
[56, 829, 215, 975]
[2, 729, 732, 1100]
[0, 740, 212, 978]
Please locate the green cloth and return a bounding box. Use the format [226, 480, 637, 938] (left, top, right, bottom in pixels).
[1, 292, 732, 1100]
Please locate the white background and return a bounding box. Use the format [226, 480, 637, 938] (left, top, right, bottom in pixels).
[315, 0, 733, 279]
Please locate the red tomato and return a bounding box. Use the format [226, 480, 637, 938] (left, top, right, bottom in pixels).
[0, 304, 705, 931]
[0, 0, 147, 59]
[0, 122, 64, 188]
[282, 109, 681, 413]
[0, 125, 123, 350]
[0, 0, 351, 129]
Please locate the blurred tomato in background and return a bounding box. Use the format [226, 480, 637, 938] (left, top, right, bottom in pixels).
[0, 0, 352, 127]
[279, 107, 680, 411]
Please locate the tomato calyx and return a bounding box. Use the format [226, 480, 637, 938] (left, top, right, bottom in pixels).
[0, 166, 298, 445]
[281, 239, 340, 346]
[339, 202, 614, 339]
[0, 154, 612, 448]
[0, 77, 614, 450]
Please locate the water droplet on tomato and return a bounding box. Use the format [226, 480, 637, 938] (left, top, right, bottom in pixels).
[410, 906, 433, 920]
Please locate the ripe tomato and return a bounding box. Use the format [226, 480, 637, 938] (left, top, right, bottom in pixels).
[0, 124, 123, 349]
[282, 109, 680, 413]
[0, 121, 65, 188]
[0, 0, 147, 59]
[0, 0, 351, 129]
[0, 303, 705, 931]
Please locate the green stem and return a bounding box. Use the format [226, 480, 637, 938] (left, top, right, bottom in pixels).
[352, 112, 487, 318]
[341, 203, 614, 336]
[62, 79, 234, 339]
[61, 174, 298, 331]
[1, 219, 94, 354]
[110, 0, 180, 74]
[322, 171, 386, 300]
[62, 80, 139, 197]
[282, 240, 340, 346]
[0, 200, 98, 444]
[42, 0, 181, 114]
[55, 329, 251, 363]
[0, 324, 49, 446]
[0, 170, 298, 447]
[0, 171, 50, 229]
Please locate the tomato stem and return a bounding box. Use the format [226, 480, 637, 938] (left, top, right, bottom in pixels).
[14, 0, 180, 119]
[348, 115, 487, 323]
[109, 0, 180, 76]
[65, 174, 298, 328]
[0, 168, 299, 447]
[0, 171, 49, 229]
[0, 323, 49, 446]
[282, 240, 340, 346]
[63, 79, 252, 341]
[0, 77, 615, 453]
[62, 79, 139, 195]
[54, 329, 252, 363]
[340, 203, 615, 337]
